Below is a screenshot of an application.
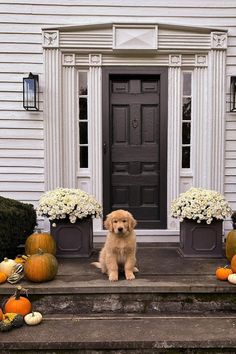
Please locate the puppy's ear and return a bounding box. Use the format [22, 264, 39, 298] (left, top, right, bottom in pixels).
[127, 212, 137, 231]
[104, 213, 113, 232]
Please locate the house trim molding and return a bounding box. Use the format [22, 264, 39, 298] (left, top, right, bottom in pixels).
[42, 22, 227, 232]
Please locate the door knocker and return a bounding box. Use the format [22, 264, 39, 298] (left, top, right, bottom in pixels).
[132, 119, 138, 128]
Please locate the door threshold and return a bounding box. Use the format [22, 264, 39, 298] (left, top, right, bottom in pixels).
[93, 229, 180, 243]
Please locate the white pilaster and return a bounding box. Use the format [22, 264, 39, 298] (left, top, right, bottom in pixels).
[208, 49, 226, 193]
[43, 48, 63, 190]
[192, 66, 210, 188]
[88, 57, 102, 204]
[62, 57, 77, 188]
[168, 62, 182, 229]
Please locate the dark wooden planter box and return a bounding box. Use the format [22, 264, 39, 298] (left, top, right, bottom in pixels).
[50, 217, 93, 258]
[179, 219, 223, 258]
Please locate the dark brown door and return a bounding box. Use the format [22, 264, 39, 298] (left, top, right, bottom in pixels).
[103, 67, 167, 229]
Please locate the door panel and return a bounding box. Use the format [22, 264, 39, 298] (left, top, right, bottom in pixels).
[103, 68, 167, 229]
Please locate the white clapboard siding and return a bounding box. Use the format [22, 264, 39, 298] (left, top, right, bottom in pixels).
[0, 150, 43, 159]
[0, 166, 43, 174]
[0, 111, 42, 120]
[0, 120, 42, 129]
[0, 0, 235, 215]
[0, 54, 42, 64]
[0, 191, 43, 203]
[0, 181, 44, 191]
[0, 173, 44, 182]
[0, 139, 43, 149]
[0, 157, 44, 167]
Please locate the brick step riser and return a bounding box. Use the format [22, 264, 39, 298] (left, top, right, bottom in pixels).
[8, 292, 236, 315]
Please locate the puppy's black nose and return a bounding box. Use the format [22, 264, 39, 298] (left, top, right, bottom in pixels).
[118, 227, 123, 232]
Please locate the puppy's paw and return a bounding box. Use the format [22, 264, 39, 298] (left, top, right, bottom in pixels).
[125, 271, 135, 280]
[109, 272, 118, 282]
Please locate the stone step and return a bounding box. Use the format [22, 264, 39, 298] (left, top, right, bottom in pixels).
[2, 289, 236, 315]
[1, 244, 235, 315]
[1, 313, 236, 353]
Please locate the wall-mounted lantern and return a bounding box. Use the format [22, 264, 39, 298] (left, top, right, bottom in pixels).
[23, 73, 39, 111]
[230, 76, 236, 112]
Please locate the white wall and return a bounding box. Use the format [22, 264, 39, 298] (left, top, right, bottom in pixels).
[0, 0, 235, 219]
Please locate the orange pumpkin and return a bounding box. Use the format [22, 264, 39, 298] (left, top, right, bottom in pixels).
[0, 272, 7, 284]
[226, 229, 236, 261]
[4, 286, 32, 316]
[24, 249, 58, 283]
[0, 308, 3, 321]
[215, 267, 233, 281]
[231, 254, 236, 273]
[25, 232, 56, 256]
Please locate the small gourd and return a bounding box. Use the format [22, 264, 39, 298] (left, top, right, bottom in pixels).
[0, 319, 12, 332]
[228, 273, 236, 285]
[0, 272, 7, 284]
[7, 273, 23, 285]
[7, 263, 24, 284]
[4, 286, 32, 316]
[215, 266, 233, 281]
[0, 308, 3, 321]
[0, 313, 24, 332]
[24, 311, 43, 326]
[14, 255, 28, 265]
[4, 313, 24, 328]
[0, 258, 17, 276]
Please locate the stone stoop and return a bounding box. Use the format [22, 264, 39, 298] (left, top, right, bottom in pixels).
[1, 244, 236, 353]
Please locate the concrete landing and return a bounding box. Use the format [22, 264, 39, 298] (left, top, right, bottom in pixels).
[0, 243, 233, 295]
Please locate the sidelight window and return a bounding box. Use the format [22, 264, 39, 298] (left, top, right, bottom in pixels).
[181, 72, 192, 169]
[78, 71, 88, 168]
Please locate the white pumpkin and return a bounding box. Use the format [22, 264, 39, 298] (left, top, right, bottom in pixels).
[24, 311, 43, 325]
[0, 258, 16, 276]
[228, 273, 236, 284]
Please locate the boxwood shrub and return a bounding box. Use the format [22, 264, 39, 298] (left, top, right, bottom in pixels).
[0, 196, 37, 260]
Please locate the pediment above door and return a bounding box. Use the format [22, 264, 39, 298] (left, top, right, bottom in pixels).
[42, 21, 227, 52]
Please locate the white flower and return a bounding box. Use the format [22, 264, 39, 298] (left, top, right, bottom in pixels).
[170, 187, 232, 224]
[37, 188, 103, 223]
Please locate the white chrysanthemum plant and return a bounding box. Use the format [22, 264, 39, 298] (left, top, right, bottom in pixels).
[37, 188, 103, 226]
[170, 187, 232, 225]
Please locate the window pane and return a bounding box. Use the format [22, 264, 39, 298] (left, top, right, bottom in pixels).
[182, 146, 190, 168]
[182, 122, 191, 144]
[79, 72, 87, 95]
[79, 98, 87, 120]
[80, 146, 88, 168]
[79, 122, 88, 144]
[183, 73, 191, 96]
[183, 97, 191, 120]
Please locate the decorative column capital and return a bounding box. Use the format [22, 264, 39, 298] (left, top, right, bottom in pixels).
[89, 54, 102, 66]
[62, 54, 75, 66]
[42, 30, 59, 48]
[211, 32, 227, 49]
[195, 54, 208, 67]
[169, 54, 182, 67]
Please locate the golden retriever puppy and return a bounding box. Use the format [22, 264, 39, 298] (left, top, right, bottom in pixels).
[92, 209, 138, 281]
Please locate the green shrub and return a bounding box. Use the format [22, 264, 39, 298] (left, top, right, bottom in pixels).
[0, 196, 37, 260]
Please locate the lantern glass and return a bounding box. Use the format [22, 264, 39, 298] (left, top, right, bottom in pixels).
[23, 73, 39, 110]
[230, 76, 236, 112]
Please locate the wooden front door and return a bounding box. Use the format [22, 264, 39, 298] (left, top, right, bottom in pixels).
[103, 68, 167, 229]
